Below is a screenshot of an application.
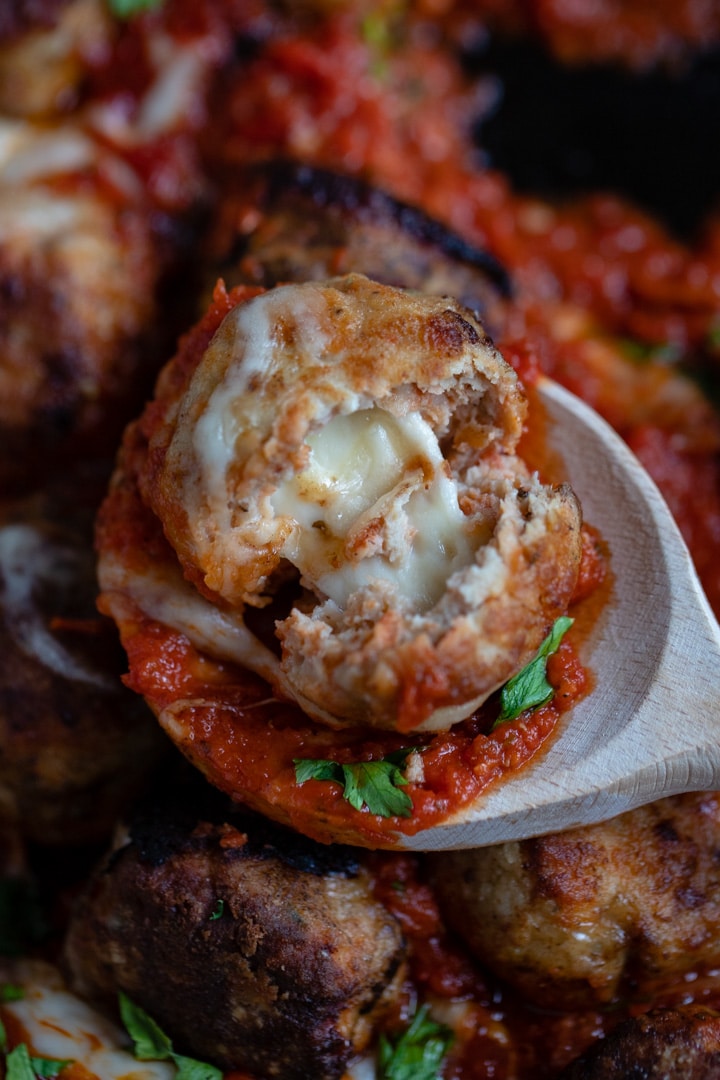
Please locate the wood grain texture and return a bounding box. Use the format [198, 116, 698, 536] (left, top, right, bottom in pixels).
[406, 377, 720, 851]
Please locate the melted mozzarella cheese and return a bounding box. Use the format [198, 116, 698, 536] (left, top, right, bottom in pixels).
[190, 284, 334, 536]
[0, 962, 174, 1080]
[272, 408, 476, 611]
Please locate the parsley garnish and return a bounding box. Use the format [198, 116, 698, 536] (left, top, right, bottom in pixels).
[209, 900, 224, 921]
[378, 1005, 453, 1080]
[119, 992, 222, 1080]
[0, 985, 24, 1003]
[619, 337, 681, 366]
[294, 749, 414, 818]
[5, 1043, 72, 1080]
[107, 0, 164, 18]
[494, 616, 574, 727]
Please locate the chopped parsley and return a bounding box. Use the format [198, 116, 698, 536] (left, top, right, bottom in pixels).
[208, 899, 224, 921]
[119, 992, 222, 1080]
[4, 1043, 72, 1080]
[494, 616, 573, 727]
[107, 0, 164, 18]
[619, 337, 681, 366]
[378, 1005, 453, 1080]
[294, 749, 414, 818]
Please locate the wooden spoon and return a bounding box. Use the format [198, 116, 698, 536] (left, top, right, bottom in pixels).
[406, 375, 720, 851]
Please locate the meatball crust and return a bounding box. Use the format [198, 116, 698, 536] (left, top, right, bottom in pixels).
[559, 1006, 720, 1080]
[63, 795, 406, 1079]
[0, 172, 160, 491]
[208, 161, 510, 335]
[0, 471, 167, 845]
[428, 792, 720, 1010]
[122, 273, 581, 733]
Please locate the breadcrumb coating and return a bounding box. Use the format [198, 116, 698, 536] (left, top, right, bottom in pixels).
[137, 274, 581, 733]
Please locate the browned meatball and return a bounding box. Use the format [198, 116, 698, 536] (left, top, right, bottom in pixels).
[428, 792, 720, 1010]
[63, 790, 406, 1080]
[207, 161, 511, 335]
[559, 1006, 720, 1079]
[0, 469, 167, 845]
[0, 0, 113, 117]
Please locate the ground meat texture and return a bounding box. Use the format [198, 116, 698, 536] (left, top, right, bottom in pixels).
[558, 1006, 720, 1079]
[208, 162, 511, 336]
[0, 166, 161, 493]
[427, 792, 720, 1010]
[63, 798, 406, 1080]
[0, 471, 167, 845]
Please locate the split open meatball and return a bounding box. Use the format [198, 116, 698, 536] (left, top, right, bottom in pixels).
[63, 791, 406, 1080]
[115, 273, 581, 734]
[428, 791, 720, 1010]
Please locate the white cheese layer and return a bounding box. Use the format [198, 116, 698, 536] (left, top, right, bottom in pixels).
[0, 962, 174, 1080]
[271, 408, 476, 611]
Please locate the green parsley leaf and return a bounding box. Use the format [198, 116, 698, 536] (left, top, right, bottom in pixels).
[294, 750, 414, 818]
[378, 1005, 453, 1080]
[119, 992, 174, 1061]
[118, 994, 222, 1080]
[619, 337, 681, 366]
[4, 1043, 72, 1080]
[173, 1054, 224, 1080]
[293, 758, 344, 786]
[495, 616, 574, 727]
[208, 899, 224, 921]
[29, 1057, 74, 1078]
[5, 1043, 35, 1080]
[107, 0, 164, 19]
[0, 985, 24, 1003]
[341, 760, 412, 818]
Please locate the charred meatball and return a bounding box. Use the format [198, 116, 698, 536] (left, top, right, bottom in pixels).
[559, 1006, 720, 1080]
[208, 162, 511, 335]
[428, 792, 720, 1010]
[63, 793, 406, 1080]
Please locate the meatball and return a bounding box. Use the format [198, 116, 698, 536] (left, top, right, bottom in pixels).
[0, 0, 113, 118]
[63, 791, 406, 1080]
[0, 160, 162, 492]
[208, 162, 511, 336]
[0, 469, 167, 845]
[559, 1006, 720, 1079]
[104, 273, 581, 734]
[428, 792, 720, 1009]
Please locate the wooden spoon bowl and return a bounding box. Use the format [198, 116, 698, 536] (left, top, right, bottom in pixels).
[407, 376, 720, 851]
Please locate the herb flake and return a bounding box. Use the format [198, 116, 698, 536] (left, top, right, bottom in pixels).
[4, 1043, 72, 1080]
[378, 1005, 453, 1080]
[495, 616, 574, 727]
[119, 993, 222, 1080]
[294, 750, 414, 818]
[107, 0, 164, 19]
